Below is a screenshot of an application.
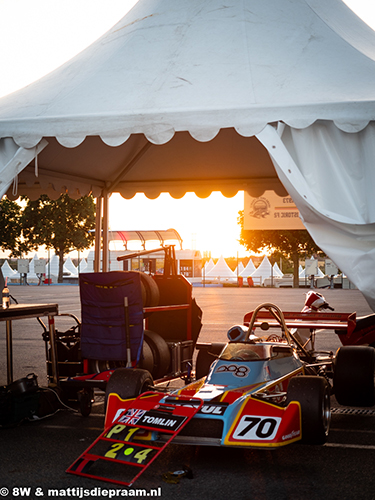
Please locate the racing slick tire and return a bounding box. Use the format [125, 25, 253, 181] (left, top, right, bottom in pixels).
[195, 343, 225, 379]
[138, 339, 154, 374]
[333, 346, 375, 407]
[139, 272, 160, 307]
[286, 376, 330, 445]
[143, 330, 171, 380]
[105, 368, 153, 408]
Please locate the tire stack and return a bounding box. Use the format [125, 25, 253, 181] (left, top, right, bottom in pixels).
[137, 272, 171, 379]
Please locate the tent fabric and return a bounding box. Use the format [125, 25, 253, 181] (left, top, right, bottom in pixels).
[258, 123, 375, 310]
[1, 0, 375, 200]
[0, 0, 375, 308]
[251, 256, 272, 284]
[273, 262, 283, 277]
[1, 260, 16, 278]
[206, 256, 236, 279]
[240, 259, 256, 278]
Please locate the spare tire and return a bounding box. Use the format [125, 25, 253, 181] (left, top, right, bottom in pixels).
[139, 272, 159, 307]
[144, 330, 171, 379]
[138, 339, 154, 373]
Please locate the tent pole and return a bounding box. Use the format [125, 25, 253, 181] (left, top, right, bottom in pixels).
[94, 196, 103, 272]
[102, 192, 109, 272]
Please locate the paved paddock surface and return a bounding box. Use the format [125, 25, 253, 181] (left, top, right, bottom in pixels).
[1, 285, 372, 385]
[0, 285, 375, 499]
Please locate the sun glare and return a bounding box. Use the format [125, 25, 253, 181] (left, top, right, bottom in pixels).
[109, 192, 246, 258]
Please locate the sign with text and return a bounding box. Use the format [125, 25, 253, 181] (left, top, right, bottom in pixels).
[244, 191, 305, 230]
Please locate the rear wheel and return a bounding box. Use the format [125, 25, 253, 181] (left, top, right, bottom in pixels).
[286, 376, 330, 444]
[105, 368, 153, 408]
[334, 346, 375, 406]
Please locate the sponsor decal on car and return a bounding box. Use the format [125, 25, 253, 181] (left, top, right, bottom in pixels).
[137, 410, 187, 431]
[215, 364, 250, 378]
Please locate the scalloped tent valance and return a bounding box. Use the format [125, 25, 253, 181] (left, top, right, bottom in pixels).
[1, 0, 375, 308]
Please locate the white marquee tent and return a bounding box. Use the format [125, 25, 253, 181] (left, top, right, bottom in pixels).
[1, 260, 17, 279]
[203, 259, 215, 275]
[0, 0, 375, 308]
[273, 262, 284, 278]
[240, 259, 256, 278]
[206, 256, 236, 280]
[251, 256, 273, 285]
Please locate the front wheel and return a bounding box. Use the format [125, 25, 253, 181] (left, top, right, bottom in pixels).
[286, 376, 331, 445]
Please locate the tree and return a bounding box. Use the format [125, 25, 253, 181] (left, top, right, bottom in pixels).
[21, 194, 96, 282]
[237, 210, 325, 287]
[0, 197, 23, 256]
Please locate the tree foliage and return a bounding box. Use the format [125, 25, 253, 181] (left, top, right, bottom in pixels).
[0, 197, 23, 256]
[20, 194, 96, 282]
[237, 210, 325, 286]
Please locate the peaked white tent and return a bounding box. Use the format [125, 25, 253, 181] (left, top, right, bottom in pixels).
[203, 259, 215, 275]
[1, 260, 16, 279]
[240, 259, 256, 278]
[64, 256, 78, 276]
[46, 254, 60, 280]
[1, 0, 375, 308]
[77, 258, 88, 273]
[206, 256, 236, 280]
[273, 262, 283, 277]
[235, 262, 245, 277]
[251, 256, 273, 285]
[27, 253, 40, 282]
[299, 265, 306, 278]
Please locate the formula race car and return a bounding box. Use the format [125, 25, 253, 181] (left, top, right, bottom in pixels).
[68, 302, 375, 486]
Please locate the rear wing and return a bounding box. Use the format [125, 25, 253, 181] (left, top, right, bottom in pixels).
[243, 310, 357, 337]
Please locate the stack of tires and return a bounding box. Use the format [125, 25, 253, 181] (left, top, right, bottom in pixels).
[138, 272, 171, 379]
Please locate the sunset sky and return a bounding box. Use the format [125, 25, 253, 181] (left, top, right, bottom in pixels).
[0, 0, 373, 257]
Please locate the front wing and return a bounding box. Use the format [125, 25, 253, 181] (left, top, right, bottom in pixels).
[105, 390, 302, 449]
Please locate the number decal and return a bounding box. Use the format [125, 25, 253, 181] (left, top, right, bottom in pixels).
[124, 427, 139, 442]
[105, 442, 124, 458]
[104, 442, 154, 463]
[216, 364, 250, 378]
[233, 416, 281, 441]
[133, 448, 153, 464]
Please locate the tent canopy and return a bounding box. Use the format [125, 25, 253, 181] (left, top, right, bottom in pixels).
[1, 0, 374, 201]
[1, 0, 375, 309]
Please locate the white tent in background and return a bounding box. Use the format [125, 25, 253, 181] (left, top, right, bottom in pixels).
[64, 256, 78, 276]
[45, 254, 59, 281]
[78, 258, 87, 273]
[273, 262, 283, 277]
[203, 259, 215, 275]
[27, 253, 40, 282]
[299, 265, 305, 278]
[206, 256, 236, 280]
[1, 260, 17, 279]
[251, 256, 273, 285]
[235, 262, 245, 276]
[305, 257, 325, 277]
[240, 259, 256, 278]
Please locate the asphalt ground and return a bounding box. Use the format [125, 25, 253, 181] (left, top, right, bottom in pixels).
[0, 284, 375, 499]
